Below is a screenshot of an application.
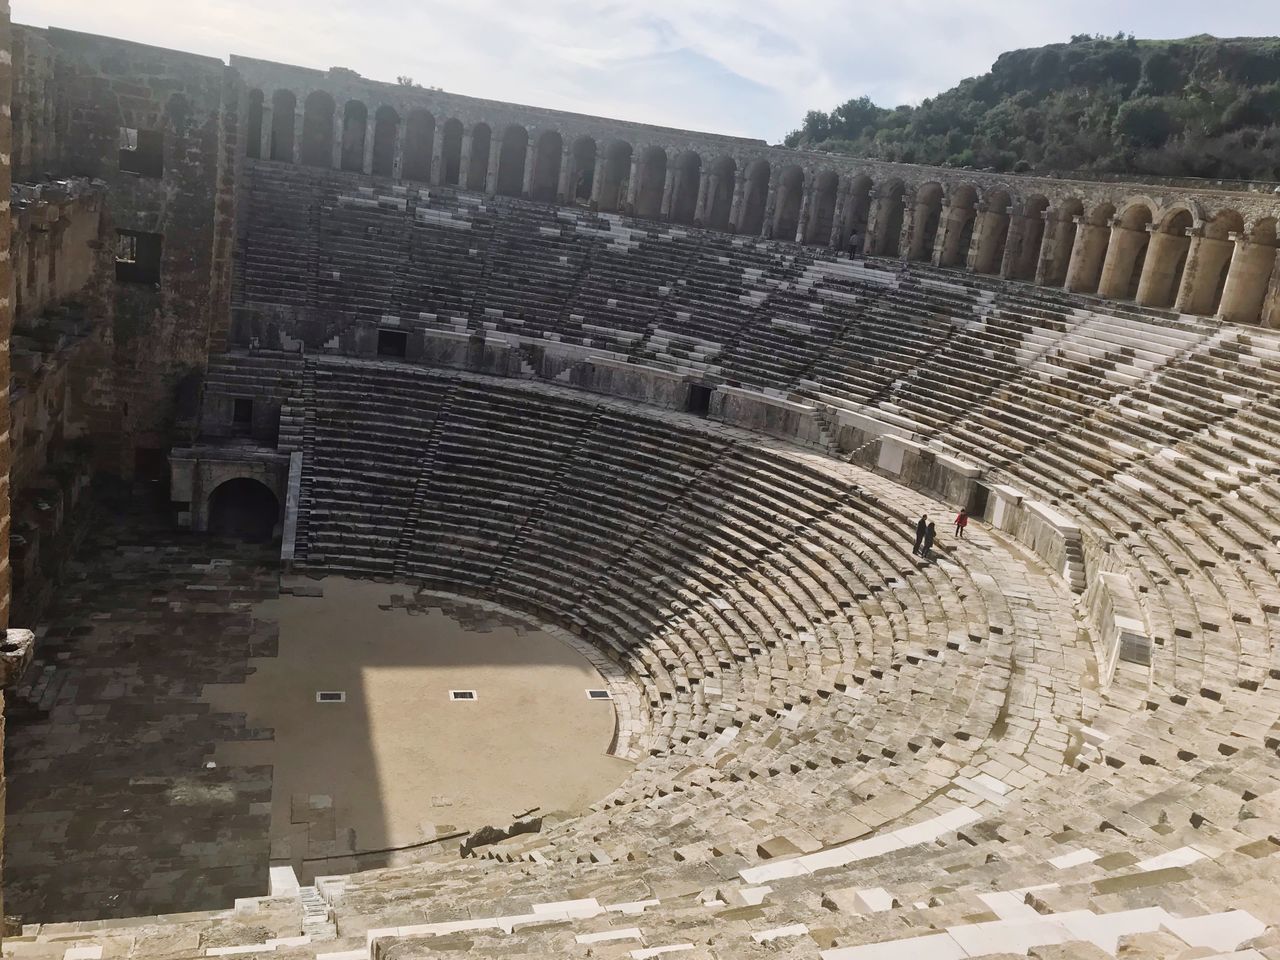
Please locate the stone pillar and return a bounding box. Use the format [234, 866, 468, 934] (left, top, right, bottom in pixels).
[694, 170, 711, 224]
[362, 112, 376, 175]
[933, 202, 971, 267]
[829, 179, 851, 249]
[761, 168, 782, 238]
[0, 2, 14, 938]
[292, 100, 305, 165]
[430, 129, 446, 186]
[1263, 252, 1280, 328]
[557, 143, 575, 203]
[1097, 221, 1149, 299]
[625, 152, 642, 210]
[590, 158, 606, 205]
[795, 187, 814, 243]
[458, 131, 473, 189]
[330, 102, 343, 170]
[895, 192, 917, 260]
[520, 140, 537, 197]
[393, 117, 408, 180]
[259, 98, 274, 161]
[1218, 235, 1279, 325]
[1136, 225, 1191, 308]
[998, 213, 1033, 279]
[660, 164, 677, 220]
[486, 140, 502, 196]
[1065, 218, 1109, 293]
[863, 192, 888, 256]
[728, 172, 747, 231]
[1033, 209, 1063, 286]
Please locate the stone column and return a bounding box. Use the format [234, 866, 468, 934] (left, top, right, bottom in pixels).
[486, 139, 502, 196]
[0, 3, 14, 937]
[1034, 209, 1064, 286]
[998, 213, 1033, 279]
[430, 129, 446, 186]
[1263, 251, 1280, 328]
[1097, 221, 1149, 299]
[1136, 224, 1191, 308]
[933, 202, 971, 267]
[259, 98, 274, 161]
[1173, 229, 1210, 314]
[625, 152, 642, 210]
[794, 187, 814, 243]
[1064, 217, 1108, 293]
[521, 140, 537, 197]
[659, 164, 677, 220]
[895, 191, 917, 260]
[458, 130, 473, 189]
[362, 111, 376, 175]
[1217, 235, 1279, 324]
[728, 172, 747, 231]
[557, 143, 575, 203]
[761, 169, 782, 238]
[330, 102, 343, 170]
[393, 117, 408, 180]
[863, 192, 888, 256]
[590, 158, 605, 205]
[292, 100, 305, 165]
[693, 170, 711, 224]
[829, 179, 851, 249]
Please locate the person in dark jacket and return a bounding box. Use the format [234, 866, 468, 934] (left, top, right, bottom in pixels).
[913, 514, 928, 556]
[954, 509, 969, 539]
[922, 521, 937, 559]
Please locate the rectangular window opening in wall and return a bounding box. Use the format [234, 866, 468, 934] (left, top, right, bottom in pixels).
[115, 230, 162, 284]
[449, 690, 477, 701]
[315, 691, 346, 703]
[232, 397, 254, 426]
[377, 328, 408, 358]
[687, 384, 713, 417]
[119, 126, 164, 178]
[586, 689, 612, 700]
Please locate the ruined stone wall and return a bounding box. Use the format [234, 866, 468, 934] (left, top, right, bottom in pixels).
[11, 26, 232, 475]
[10, 25, 55, 181]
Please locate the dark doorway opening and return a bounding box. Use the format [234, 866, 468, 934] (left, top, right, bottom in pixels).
[378, 329, 408, 358]
[687, 384, 713, 417]
[115, 231, 162, 284]
[232, 398, 254, 434]
[207, 478, 279, 543]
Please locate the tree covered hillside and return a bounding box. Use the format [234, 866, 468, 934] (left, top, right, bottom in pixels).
[786, 34, 1280, 181]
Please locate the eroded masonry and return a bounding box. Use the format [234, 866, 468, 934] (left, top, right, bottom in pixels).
[0, 16, 1279, 960]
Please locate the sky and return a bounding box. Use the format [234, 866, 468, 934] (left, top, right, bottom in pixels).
[16, 1, 1280, 143]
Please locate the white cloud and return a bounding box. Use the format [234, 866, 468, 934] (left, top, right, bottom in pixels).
[15, 0, 1280, 141]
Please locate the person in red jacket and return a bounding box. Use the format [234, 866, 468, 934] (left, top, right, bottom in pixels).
[954, 509, 969, 539]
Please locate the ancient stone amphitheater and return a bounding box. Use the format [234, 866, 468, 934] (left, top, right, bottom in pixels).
[1, 11, 1280, 960]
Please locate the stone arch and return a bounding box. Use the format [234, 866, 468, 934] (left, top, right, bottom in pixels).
[635, 145, 667, 219]
[1099, 202, 1154, 300]
[270, 89, 296, 162]
[807, 170, 839, 245]
[466, 123, 492, 191]
[371, 106, 399, 177]
[973, 188, 1012, 275]
[670, 151, 702, 225]
[440, 118, 463, 186]
[570, 136, 596, 202]
[773, 165, 805, 240]
[340, 100, 367, 172]
[300, 90, 335, 167]
[1041, 198, 1085, 287]
[402, 109, 435, 182]
[935, 183, 978, 266]
[1137, 207, 1194, 308]
[1220, 217, 1279, 324]
[246, 89, 264, 160]
[872, 179, 906, 257]
[706, 156, 736, 231]
[207, 478, 280, 543]
[598, 140, 632, 213]
[738, 159, 771, 236]
[496, 125, 529, 197]
[1009, 195, 1051, 281]
[530, 129, 562, 202]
